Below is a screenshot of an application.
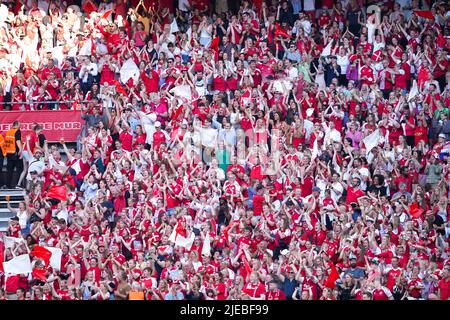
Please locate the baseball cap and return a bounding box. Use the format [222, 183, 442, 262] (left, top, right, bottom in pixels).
[438, 133, 446, 139]
[312, 186, 321, 193]
[154, 121, 161, 128]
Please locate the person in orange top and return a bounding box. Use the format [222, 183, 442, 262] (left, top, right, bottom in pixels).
[0, 132, 5, 188]
[4, 121, 23, 189]
[128, 282, 145, 300]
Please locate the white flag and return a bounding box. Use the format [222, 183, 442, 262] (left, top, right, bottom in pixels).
[201, 233, 211, 257]
[0, 4, 8, 23]
[170, 85, 192, 100]
[120, 58, 140, 84]
[321, 40, 333, 57]
[4, 236, 24, 249]
[170, 19, 179, 33]
[175, 232, 195, 250]
[362, 129, 381, 155]
[3, 254, 33, 275]
[45, 247, 63, 270]
[168, 223, 178, 243]
[52, 46, 65, 68]
[273, 80, 293, 93]
[68, 42, 79, 57]
[408, 80, 419, 102]
[311, 138, 319, 160]
[186, 27, 192, 41]
[79, 38, 92, 56]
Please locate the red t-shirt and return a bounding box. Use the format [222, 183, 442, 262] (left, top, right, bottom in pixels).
[438, 278, 450, 300]
[346, 187, 365, 205]
[242, 282, 266, 298]
[153, 131, 166, 150]
[119, 131, 133, 152]
[253, 194, 265, 216]
[266, 288, 286, 300]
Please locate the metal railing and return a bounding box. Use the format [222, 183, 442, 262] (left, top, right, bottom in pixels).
[0, 100, 93, 110]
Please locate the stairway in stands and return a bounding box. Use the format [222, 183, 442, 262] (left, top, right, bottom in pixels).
[0, 189, 26, 232]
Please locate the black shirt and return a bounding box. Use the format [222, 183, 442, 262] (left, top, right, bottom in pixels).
[12, 130, 21, 155]
[367, 184, 387, 197]
[185, 291, 205, 300]
[338, 283, 355, 300]
[38, 133, 46, 148]
[433, 214, 445, 236]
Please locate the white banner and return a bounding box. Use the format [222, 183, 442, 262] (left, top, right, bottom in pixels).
[201, 233, 211, 257]
[120, 58, 140, 84]
[363, 129, 381, 155]
[170, 85, 192, 100]
[3, 254, 33, 275]
[45, 247, 63, 270]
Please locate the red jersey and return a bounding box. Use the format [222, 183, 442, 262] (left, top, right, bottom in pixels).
[242, 282, 266, 298]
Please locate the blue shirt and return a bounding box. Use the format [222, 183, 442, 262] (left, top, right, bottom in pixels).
[165, 291, 184, 300]
[283, 278, 299, 300]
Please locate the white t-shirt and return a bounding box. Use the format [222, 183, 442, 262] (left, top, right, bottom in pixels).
[300, 20, 312, 36]
[27, 159, 45, 180]
[198, 127, 218, 149]
[287, 67, 299, 81]
[17, 210, 28, 229]
[337, 55, 349, 75]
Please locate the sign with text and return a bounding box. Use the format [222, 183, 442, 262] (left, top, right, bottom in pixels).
[0, 110, 83, 142]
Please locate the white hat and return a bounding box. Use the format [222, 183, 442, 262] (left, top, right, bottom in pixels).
[280, 249, 290, 256]
[306, 108, 314, 117]
[154, 121, 161, 127]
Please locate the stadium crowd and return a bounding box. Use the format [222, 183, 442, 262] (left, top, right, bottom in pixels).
[0, 0, 450, 300]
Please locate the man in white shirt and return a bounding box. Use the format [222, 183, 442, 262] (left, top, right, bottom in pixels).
[322, 118, 342, 148]
[26, 149, 45, 189]
[218, 122, 237, 148]
[285, 61, 299, 82]
[158, 24, 176, 53]
[96, 37, 109, 56]
[329, 173, 344, 203]
[298, 13, 312, 36]
[79, 56, 98, 93]
[194, 117, 218, 150]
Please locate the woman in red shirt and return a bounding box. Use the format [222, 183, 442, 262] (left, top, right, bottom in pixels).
[414, 116, 428, 146]
[11, 85, 26, 111]
[133, 125, 147, 149]
[242, 272, 266, 300]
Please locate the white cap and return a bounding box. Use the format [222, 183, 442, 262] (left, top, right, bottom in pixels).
[280, 249, 290, 256]
[306, 108, 314, 117]
[154, 121, 161, 127]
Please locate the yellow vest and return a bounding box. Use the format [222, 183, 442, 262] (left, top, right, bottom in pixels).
[128, 290, 145, 300]
[0, 133, 5, 156]
[4, 128, 18, 155]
